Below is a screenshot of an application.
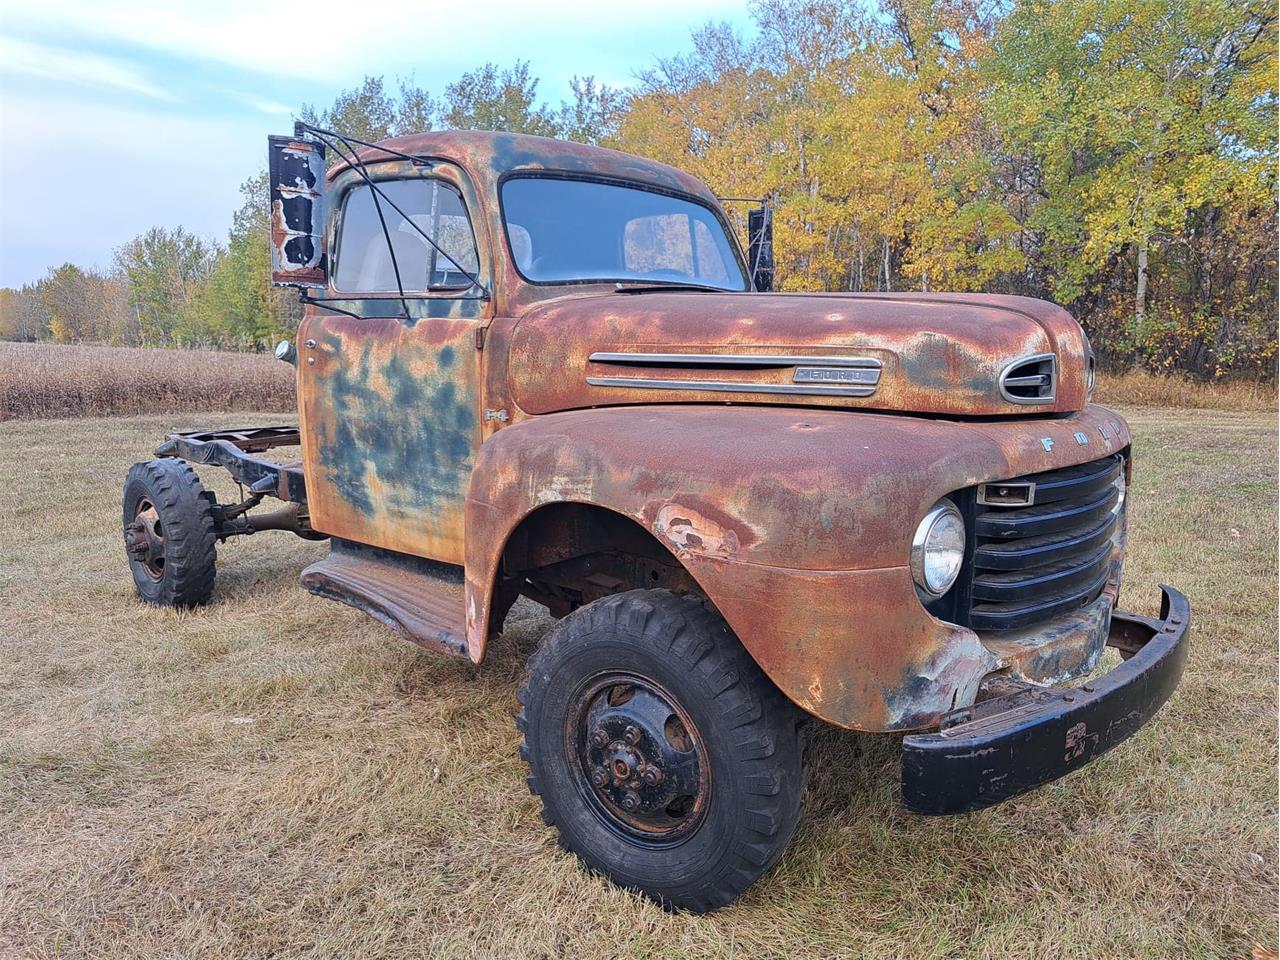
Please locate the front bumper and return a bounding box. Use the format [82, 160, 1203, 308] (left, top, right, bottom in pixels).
[901, 585, 1190, 815]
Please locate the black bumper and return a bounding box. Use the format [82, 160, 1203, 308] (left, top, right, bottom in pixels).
[902, 585, 1190, 815]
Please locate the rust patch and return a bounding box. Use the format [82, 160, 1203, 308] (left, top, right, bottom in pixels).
[268, 136, 327, 287]
[982, 594, 1113, 686]
[505, 291, 1087, 419]
[461, 403, 1128, 729]
[652, 499, 755, 558]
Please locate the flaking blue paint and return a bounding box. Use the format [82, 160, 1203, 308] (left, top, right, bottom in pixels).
[320, 341, 476, 520]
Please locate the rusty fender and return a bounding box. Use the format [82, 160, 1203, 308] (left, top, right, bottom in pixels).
[462, 403, 1131, 732]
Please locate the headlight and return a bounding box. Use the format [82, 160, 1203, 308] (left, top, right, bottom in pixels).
[911, 499, 965, 598]
[1084, 334, 1097, 397]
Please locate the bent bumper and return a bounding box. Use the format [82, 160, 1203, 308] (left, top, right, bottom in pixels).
[901, 585, 1190, 815]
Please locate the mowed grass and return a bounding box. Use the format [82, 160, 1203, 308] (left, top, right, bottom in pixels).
[0, 409, 1275, 959]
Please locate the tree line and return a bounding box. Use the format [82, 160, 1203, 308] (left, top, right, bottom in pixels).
[2, 0, 1274, 378]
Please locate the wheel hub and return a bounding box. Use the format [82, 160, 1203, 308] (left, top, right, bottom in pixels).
[572, 675, 707, 844]
[125, 500, 166, 579]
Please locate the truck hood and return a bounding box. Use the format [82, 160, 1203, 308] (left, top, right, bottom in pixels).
[507, 291, 1091, 417]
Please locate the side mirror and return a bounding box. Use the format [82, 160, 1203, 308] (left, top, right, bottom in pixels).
[747, 204, 774, 293]
[268, 134, 327, 287]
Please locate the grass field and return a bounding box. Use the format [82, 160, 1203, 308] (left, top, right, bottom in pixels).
[1, 408, 1276, 959]
[0, 343, 294, 420]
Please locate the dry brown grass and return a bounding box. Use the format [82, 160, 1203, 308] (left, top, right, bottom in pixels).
[1094, 369, 1277, 412]
[1, 409, 1277, 959]
[0, 342, 295, 420]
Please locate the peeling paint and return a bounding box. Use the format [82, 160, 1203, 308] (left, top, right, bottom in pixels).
[268, 136, 327, 287]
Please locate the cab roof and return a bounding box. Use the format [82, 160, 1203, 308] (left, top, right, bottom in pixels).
[329, 129, 717, 204]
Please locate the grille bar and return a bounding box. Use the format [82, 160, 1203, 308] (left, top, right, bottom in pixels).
[966, 453, 1123, 632]
[973, 513, 1116, 571]
[971, 542, 1114, 603]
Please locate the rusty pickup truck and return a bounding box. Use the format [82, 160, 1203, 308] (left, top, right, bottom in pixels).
[121, 125, 1190, 911]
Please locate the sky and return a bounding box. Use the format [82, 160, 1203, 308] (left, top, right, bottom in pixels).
[0, 0, 755, 288]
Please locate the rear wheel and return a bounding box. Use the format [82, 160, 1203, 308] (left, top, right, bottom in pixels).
[517, 589, 806, 911]
[122, 458, 217, 607]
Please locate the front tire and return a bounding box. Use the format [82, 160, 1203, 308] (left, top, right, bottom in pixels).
[122, 458, 217, 607]
[517, 589, 806, 911]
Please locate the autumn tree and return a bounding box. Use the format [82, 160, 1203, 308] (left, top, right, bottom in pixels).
[36, 264, 128, 343]
[0, 285, 50, 341]
[440, 61, 557, 135]
[555, 76, 625, 146]
[987, 0, 1277, 368]
[113, 227, 217, 345]
[185, 173, 303, 349]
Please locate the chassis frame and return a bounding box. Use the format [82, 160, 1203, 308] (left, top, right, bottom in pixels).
[155, 426, 319, 539]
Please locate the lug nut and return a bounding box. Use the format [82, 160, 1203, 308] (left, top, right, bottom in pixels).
[591, 729, 608, 748]
[624, 725, 642, 745]
[640, 766, 662, 786]
[591, 768, 609, 787]
[621, 791, 641, 811]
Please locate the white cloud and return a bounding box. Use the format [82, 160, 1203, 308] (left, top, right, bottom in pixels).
[231, 93, 295, 116]
[0, 0, 748, 83]
[0, 35, 177, 101]
[0, 92, 263, 285]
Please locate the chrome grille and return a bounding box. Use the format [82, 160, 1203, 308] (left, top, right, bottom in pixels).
[966, 454, 1123, 631]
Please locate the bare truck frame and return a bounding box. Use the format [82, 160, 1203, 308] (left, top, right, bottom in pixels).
[122, 126, 1190, 911]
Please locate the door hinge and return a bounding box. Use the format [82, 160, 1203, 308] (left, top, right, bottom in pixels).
[474, 327, 486, 351]
[483, 408, 509, 423]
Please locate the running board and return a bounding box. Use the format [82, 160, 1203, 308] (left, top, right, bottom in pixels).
[300, 541, 469, 658]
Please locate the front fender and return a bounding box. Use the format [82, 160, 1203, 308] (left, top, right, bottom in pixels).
[463, 404, 1130, 731]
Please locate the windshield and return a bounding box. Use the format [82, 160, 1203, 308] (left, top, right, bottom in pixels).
[501, 177, 748, 291]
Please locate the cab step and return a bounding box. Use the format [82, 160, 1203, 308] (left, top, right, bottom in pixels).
[300, 540, 469, 658]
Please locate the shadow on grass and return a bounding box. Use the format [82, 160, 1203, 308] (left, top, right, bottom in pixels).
[210, 547, 324, 599]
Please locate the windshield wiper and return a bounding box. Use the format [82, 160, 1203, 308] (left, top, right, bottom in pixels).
[613, 280, 739, 294]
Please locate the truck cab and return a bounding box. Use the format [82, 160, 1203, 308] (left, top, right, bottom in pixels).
[123, 128, 1189, 911]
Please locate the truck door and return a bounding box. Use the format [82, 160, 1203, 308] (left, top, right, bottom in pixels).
[295, 164, 490, 565]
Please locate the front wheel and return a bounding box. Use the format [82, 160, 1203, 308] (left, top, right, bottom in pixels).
[122, 458, 217, 607]
[517, 589, 806, 911]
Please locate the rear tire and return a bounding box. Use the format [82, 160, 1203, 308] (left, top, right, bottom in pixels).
[517, 589, 806, 912]
[122, 458, 217, 607]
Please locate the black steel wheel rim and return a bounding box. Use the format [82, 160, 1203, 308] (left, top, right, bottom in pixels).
[565, 671, 710, 848]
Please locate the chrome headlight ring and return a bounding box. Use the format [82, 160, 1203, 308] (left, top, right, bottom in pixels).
[911, 499, 966, 598]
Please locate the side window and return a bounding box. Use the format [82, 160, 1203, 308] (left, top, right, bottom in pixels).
[624, 214, 732, 282]
[334, 179, 479, 292]
[507, 222, 534, 273]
